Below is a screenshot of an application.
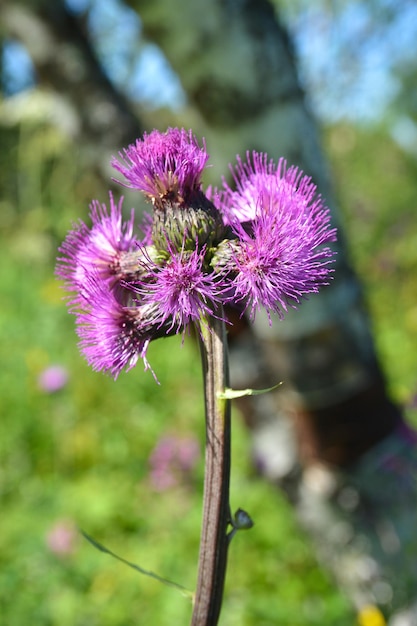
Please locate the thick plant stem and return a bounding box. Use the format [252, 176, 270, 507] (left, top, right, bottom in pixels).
[191, 312, 231, 626]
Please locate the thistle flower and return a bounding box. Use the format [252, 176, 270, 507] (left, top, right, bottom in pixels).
[136, 240, 226, 333]
[112, 128, 225, 254]
[219, 153, 318, 224]
[57, 129, 337, 379]
[56, 194, 167, 377]
[217, 153, 337, 319]
[111, 127, 209, 206]
[74, 275, 159, 378]
[56, 193, 138, 296]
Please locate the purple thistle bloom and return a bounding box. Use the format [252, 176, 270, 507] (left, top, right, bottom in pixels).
[219, 153, 316, 224]
[56, 192, 166, 376]
[74, 275, 158, 379]
[111, 128, 209, 206]
[57, 129, 337, 379]
[137, 240, 225, 332]
[56, 193, 138, 296]
[219, 153, 337, 319]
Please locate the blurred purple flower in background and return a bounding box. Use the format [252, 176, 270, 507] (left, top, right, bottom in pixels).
[148, 435, 200, 491]
[38, 365, 69, 393]
[46, 520, 77, 556]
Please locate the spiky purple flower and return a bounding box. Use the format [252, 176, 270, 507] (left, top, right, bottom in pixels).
[219, 153, 316, 223]
[111, 128, 209, 206]
[217, 153, 337, 319]
[56, 193, 138, 296]
[57, 129, 337, 379]
[74, 275, 158, 378]
[137, 241, 225, 332]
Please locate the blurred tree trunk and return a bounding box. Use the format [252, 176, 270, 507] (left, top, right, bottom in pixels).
[132, 0, 330, 186]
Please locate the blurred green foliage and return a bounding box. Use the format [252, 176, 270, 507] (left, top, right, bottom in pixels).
[1, 103, 416, 625]
[325, 123, 417, 401]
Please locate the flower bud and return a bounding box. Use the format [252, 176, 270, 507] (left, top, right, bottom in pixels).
[151, 192, 226, 254]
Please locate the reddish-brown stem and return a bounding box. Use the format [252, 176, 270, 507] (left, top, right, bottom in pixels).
[191, 311, 231, 626]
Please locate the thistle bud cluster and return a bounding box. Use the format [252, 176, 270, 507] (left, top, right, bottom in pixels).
[56, 128, 336, 379]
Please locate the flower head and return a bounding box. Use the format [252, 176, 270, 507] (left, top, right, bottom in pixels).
[218, 153, 337, 319]
[74, 275, 159, 379]
[137, 240, 225, 333]
[112, 128, 209, 206]
[57, 130, 337, 380]
[56, 193, 138, 295]
[219, 153, 316, 224]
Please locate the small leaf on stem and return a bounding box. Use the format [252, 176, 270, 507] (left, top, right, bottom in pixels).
[218, 382, 282, 399]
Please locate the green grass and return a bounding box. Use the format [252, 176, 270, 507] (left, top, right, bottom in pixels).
[1, 118, 417, 625]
